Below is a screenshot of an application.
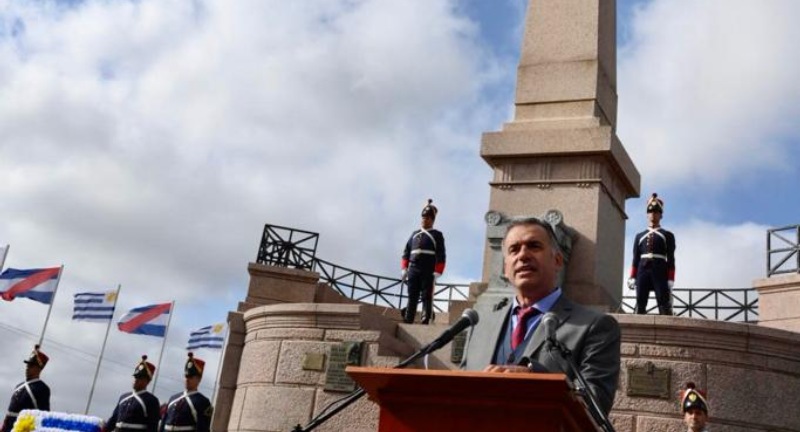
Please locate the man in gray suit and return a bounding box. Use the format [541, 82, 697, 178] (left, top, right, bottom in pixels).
[463, 217, 620, 415]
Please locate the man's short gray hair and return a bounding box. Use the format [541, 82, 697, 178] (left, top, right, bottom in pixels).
[502, 217, 562, 255]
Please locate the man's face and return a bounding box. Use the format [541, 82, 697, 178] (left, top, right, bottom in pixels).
[25, 363, 41, 381]
[421, 215, 434, 230]
[684, 408, 708, 431]
[132, 377, 150, 392]
[503, 224, 563, 299]
[185, 375, 202, 391]
[647, 211, 662, 226]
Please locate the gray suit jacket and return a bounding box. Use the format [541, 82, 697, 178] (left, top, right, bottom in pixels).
[463, 294, 621, 415]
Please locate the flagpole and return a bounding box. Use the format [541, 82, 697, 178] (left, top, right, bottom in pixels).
[38, 265, 64, 347]
[211, 323, 230, 405]
[152, 301, 175, 395]
[84, 284, 122, 415]
[0, 244, 9, 271]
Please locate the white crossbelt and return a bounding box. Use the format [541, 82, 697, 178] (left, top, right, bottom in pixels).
[6, 412, 18, 418]
[116, 423, 147, 430]
[641, 253, 667, 261]
[167, 391, 198, 423]
[410, 249, 435, 256]
[164, 426, 195, 431]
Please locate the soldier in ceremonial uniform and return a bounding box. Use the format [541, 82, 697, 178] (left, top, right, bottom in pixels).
[106, 356, 160, 432]
[159, 353, 213, 432]
[2, 346, 50, 432]
[401, 199, 446, 324]
[680, 382, 710, 432]
[628, 193, 676, 315]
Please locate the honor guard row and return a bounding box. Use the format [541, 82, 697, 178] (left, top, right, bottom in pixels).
[401, 199, 446, 324]
[106, 354, 213, 432]
[2, 346, 51, 432]
[628, 193, 677, 315]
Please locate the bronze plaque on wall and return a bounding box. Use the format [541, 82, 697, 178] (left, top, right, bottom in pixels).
[324, 341, 364, 392]
[450, 331, 467, 364]
[627, 362, 671, 399]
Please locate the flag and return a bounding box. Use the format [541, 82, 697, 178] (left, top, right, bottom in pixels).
[118, 302, 172, 337]
[0, 267, 61, 304]
[73, 291, 118, 322]
[187, 323, 227, 350]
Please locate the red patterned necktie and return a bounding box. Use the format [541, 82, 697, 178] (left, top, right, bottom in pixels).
[511, 306, 541, 350]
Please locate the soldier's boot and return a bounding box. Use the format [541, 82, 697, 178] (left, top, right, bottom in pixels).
[401, 307, 414, 324]
[421, 303, 434, 325]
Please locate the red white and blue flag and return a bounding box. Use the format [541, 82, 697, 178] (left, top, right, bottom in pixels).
[0, 267, 62, 304]
[117, 302, 172, 337]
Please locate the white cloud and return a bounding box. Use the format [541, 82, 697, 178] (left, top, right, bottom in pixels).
[0, 0, 503, 416]
[618, 0, 800, 187]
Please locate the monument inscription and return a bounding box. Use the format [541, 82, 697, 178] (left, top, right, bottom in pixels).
[626, 362, 671, 399]
[324, 341, 364, 392]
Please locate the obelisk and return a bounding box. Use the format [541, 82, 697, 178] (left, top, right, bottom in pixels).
[480, 0, 640, 309]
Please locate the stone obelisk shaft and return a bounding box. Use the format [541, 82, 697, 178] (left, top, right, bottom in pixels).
[481, 0, 640, 309]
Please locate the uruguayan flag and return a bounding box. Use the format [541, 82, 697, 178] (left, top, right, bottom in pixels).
[73, 291, 118, 322]
[187, 323, 227, 350]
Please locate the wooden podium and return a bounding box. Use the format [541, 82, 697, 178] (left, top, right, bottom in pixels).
[347, 366, 600, 432]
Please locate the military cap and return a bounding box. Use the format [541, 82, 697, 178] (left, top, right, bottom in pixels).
[421, 199, 438, 219]
[23, 345, 49, 369]
[646, 193, 664, 213]
[680, 382, 709, 413]
[133, 355, 156, 380]
[185, 352, 205, 378]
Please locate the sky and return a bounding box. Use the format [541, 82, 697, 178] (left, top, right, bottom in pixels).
[2, 0, 800, 420]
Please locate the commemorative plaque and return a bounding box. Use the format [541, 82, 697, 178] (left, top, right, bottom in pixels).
[627, 361, 671, 399]
[324, 341, 364, 392]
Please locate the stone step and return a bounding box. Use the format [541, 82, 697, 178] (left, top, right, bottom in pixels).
[395, 322, 462, 371]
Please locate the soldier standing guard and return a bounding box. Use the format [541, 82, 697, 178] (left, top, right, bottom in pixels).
[106, 356, 160, 432]
[159, 353, 213, 432]
[628, 193, 676, 315]
[2, 346, 51, 432]
[680, 382, 710, 432]
[401, 199, 446, 324]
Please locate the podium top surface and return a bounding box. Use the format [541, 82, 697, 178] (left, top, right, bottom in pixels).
[347, 366, 573, 401]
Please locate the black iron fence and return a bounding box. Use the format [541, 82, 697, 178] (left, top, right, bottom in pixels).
[767, 224, 800, 277]
[256, 224, 319, 271]
[255, 224, 469, 312]
[256, 224, 759, 320]
[621, 288, 758, 323]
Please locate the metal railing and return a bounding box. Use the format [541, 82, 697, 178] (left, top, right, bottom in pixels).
[767, 224, 800, 277]
[255, 224, 469, 312]
[256, 224, 760, 320]
[256, 224, 319, 271]
[621, 288, 758, 323]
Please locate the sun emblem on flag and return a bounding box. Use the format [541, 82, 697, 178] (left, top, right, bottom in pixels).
[106, 291, 118, 303]
[212, 323, 224, 334]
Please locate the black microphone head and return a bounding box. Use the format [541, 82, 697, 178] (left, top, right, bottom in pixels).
[461, 308, 479, 326]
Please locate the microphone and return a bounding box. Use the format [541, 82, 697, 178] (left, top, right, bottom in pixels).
[541, 312, 559, 351]
[421, 309, 479, 354]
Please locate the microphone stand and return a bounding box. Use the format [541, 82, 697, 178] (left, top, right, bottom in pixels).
[546, 339, 616, 432]
[291, 334, 454, 432]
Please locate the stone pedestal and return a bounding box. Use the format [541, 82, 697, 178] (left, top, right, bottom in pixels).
[754, 273, 800, 331]
[480, 0, 640, 310]
[613, 314, 800, 432]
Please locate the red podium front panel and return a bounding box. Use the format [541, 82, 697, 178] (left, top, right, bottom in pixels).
[347, 367, 600, 432]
